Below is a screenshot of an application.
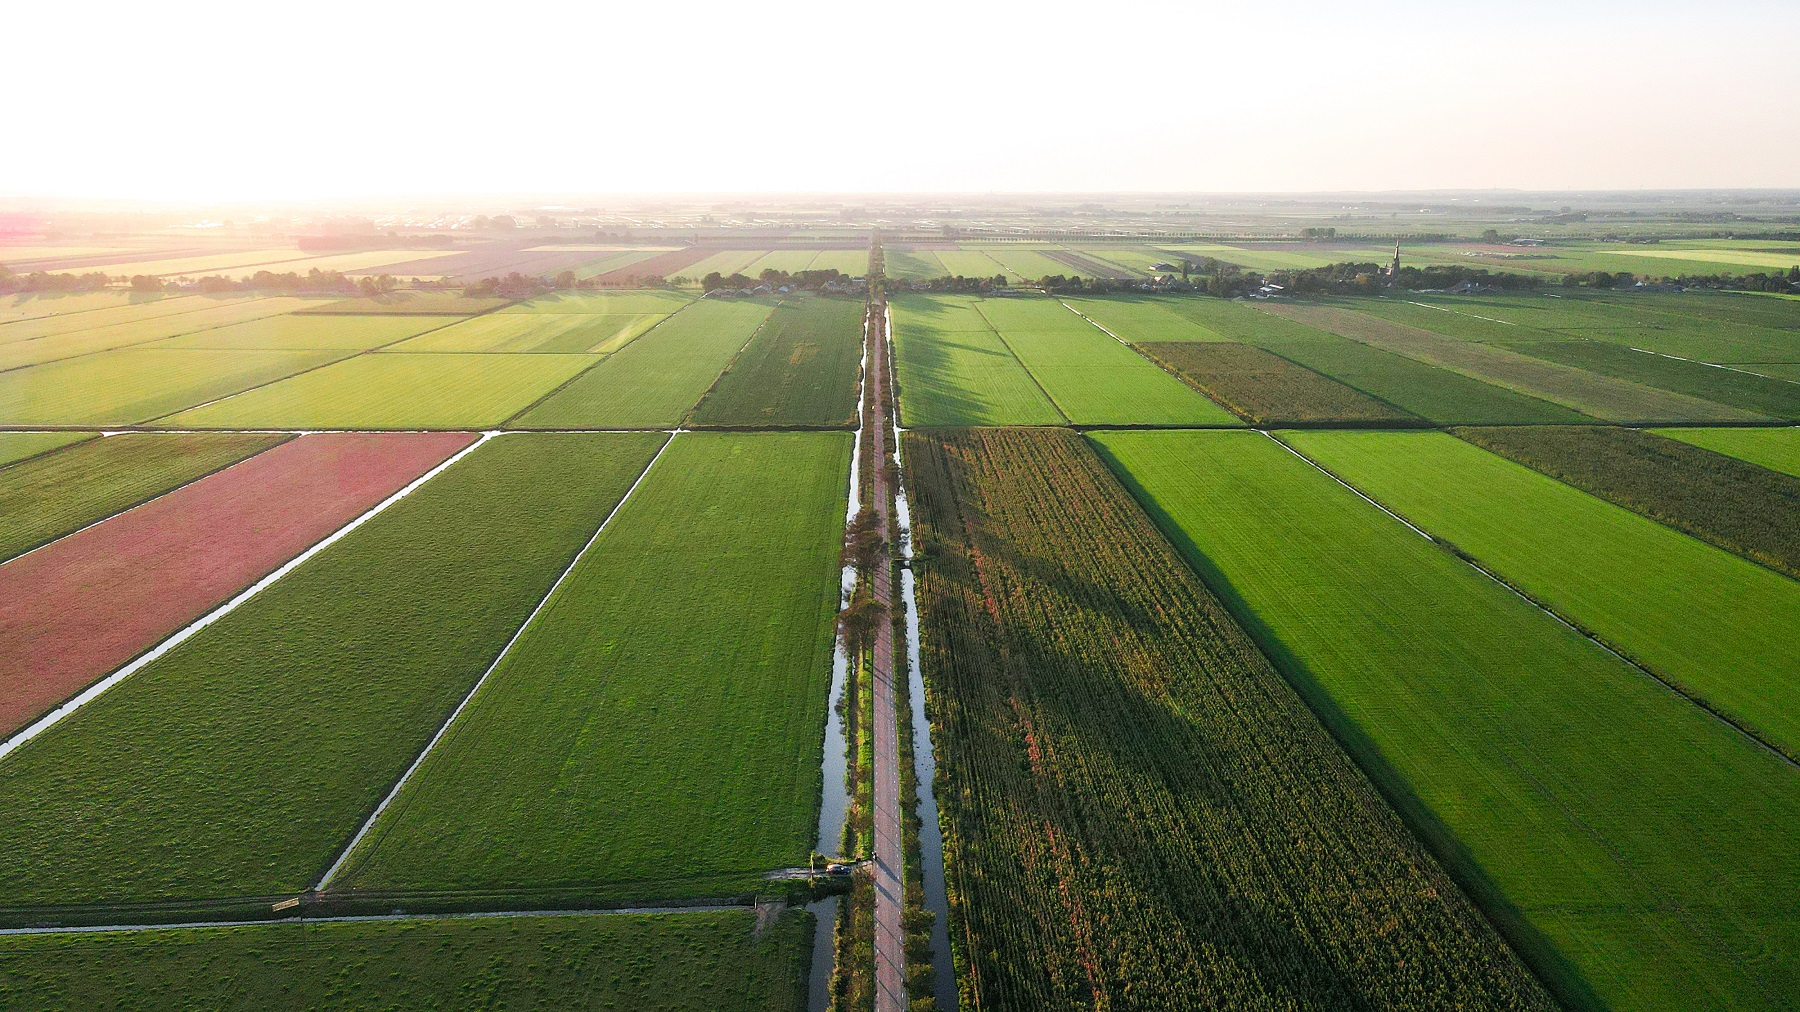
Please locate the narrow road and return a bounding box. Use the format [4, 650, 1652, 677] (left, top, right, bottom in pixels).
[866, 292, 907, 1012]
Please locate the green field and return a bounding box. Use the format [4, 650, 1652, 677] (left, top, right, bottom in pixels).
[685, 251, 766, 280]
[908, 427, 1549, 1009]
[931, 250, 1007, 280]
[0, 298, 315, 370]
[389, 311, 670, 354]
[1394, 292, 1800, 364]
[0, 910, 809, 1011]
[1656, 426, 1800, 476]
[744, 250, 821, 275]
[293, 292, 510, 315]
[335, 432, 848, 902]
[0, 431, 94, 468]
[1513, 341, 1800, 419]
[882, 249, 946, 279]
[0, 432, 287, 562]
[974, 247, 1074, 281]
[0, 433, 665, 911]
[1140, 342, 1420, 426]
[804, 250, 869, 276]
[0, 291, 169, 327]
[163, 352, 596, 429]
[3, 346, 345, 427]
[1061, 296, 1232, 342]
[513, 299, 776, 428]
[1093, 428, 1800, 1012]
[498, 291, 694, 315]
[692, 297, 864, 427]
[889, 295, 1063, 426]
[1290, 429, 1800, 756]
[0, 294, 236, 342]
[146, 314, 462, 351]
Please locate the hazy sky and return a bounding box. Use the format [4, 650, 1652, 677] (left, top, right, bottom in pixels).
[5, 0, 1793, 201]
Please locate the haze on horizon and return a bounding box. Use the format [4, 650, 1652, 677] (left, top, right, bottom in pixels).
[6, 0, 1793, 203]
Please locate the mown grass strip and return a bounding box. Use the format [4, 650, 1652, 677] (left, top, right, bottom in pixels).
[0, 432, 288, 563]
[1139, 341, 1421, 426]
[1656, 425, 1800, 477]
[0, 431, 95, 469]
[908, 427, 1550, 1010]
[511, 300, 777, 428]
[692, 296, 864, 427]
[0, 909, 808, 1011]
[1455, 425, 1800, 579]
[1288, 429, 1800, 761]
[334, 432, 850, 903]
[0, 433, 666, 912]
[1095, 429, 1800, 1012]
[1512, 341, 1800, 419]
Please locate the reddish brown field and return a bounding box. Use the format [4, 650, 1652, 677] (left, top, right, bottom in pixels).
[0, 431, 477, 738]
[590, 247, 712, 285]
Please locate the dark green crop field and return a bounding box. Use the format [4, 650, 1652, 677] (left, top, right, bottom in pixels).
[334, 432, 849, 903]
[0, 433, 665, 912]
[1515, 340, 1800, 419]
[1455, 425, 1800, 579]
[908, 426, 1549, 1010]
[1139, 341, 1421, 425]
[0, 431, 288, 562]
[1094, 429, 1800, 1012]
[693, 296, 865, 426]
[0, 910, 809, 1011]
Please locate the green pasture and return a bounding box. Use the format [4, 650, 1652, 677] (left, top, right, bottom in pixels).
[0, 297, 314, 370]
[0, 294, 224, 341]
[0, 291, 174, 327]
[147, 314, 461, 351]
[890, 294, 1063, 426]
[1093, 428, 1800, 1012]
[0, 910, 809, 1011]
[685, 250, 766, 280]
[388, 312, 668, 354]
[499, 290, 692, 315]
[164, 352, 595, 429]
[1656, 426, 1800, 477]
[1140, 342, 1418, 426]
[0, 431, 93, 468]
[1061, 296, 1232, 342]
[0, 433, 665, 910]
[806, 250, 869, 276]
[513, 299, 775, 428]
[743, 250, 820, 275]
[932, 250, 1008, 279]
[978, 247, 1075, 280]
[336, 432, 848, 901]
[693, 297, 863, 427]
[0, 347, 345, 426]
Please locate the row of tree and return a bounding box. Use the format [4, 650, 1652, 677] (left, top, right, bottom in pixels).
[699, 267, 852, 292]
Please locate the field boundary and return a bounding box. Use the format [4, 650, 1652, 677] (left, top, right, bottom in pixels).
[679, 298, 786, 427]
[498, 298, 704, 427]
[0, 432, 496, 765]
[314, 429, 680, 890]
[0, 903, 753, 938]
[969, 299, 1071, 425]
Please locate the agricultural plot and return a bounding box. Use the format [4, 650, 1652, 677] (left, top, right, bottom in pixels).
[1161, 243, 1336, 271]
[973, 247, 1074, 281]
[1610, 247, 1800, 272]
[1657, 426, 1800, 477]
[1405, 293, 1800, 364]
[805, 249, 869, 276]
[907, 427, 1551, 1010]
[889, 294, 1063, 426]
[1263, 303, 1762, 422]
[389, 312, 668, 354]
[882, 248, 947, 279]
[0, 431, 93, 467]
[743, 250, 821, 275]
[1290, 429, 1800, 757]
[0, 296, 314, 370]
[294, 292, 510, 315]
[1160, 297, 1586, 423]
[335, 433, 849, 903]
[572, 250, 661, 279]
[1515, 340, 1800, 419]
[692, 297, 864, 427]
[1094, 429, 1800, 1012]
[0, 433, 665, 910]
[0, 910, 810, 1012]
[1061, 296, 1232, 341]
[498, 290, 693, 315]
[1455, 425, 1800, 579]
[931, 250, 1008, 279]
[163, 352, 597, 429]
[972, 298, 1238, 425]
[685, 250, 767, 280]
[0, 431, 286, 564]
[1140, 342, 1420, 425]
[0, 294, 219, 340]
[46, 249, 313, 278]
[514, 299, 776, 428]
[0, 432, 468, 741]
[148, 314, 461, 351]
[0, 347, 345, 426]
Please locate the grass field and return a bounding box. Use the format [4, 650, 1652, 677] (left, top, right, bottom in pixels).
[0, 431, 94, 467]
[1291, 429, 1800, 758]
[1513, 341, 1800, 419]
[0, 432, 286, 562]
[149, 314, 462, 352]
[1, 348, 345, 426]
[1061, 296, 1232, 341]
[388, 312, 669, 354]
[513, 299, 776, 428]
[293, 292, 511, 315]
[335, 432, 848, 902]
[692, 297, 863, 426]
[1140, 342, 1420, 425]
[44, 249, 313, 278]
[882, 249, 946, 279]
[931, 250, 1008, 280]
[1093, 429, 1800, 1012]
[974, 247, 1074, 281]
[1264, 303, 1763, 422]
[890, 294, 1063, 426]
[1397, 292, 1800, 364]
[163, 352, 596, 429]
[0, 297, 315, 370]
[0, 910, 809, 1011]
[0, 433, 666, 911]
[805, 250, 869, 276]
[685, 251, 767, 280]
[908, 427, 1550, 1009]
[970, 298, 1238, 425]
[0, 294, 223, 341]
[499, 291, 694, 315]
[1656, 426, 1800, 476]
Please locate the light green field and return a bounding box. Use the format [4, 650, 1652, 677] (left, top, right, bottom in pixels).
[147, 314, 460, 351]
[498, 290, 693, 315]
[977, 248, 1075, 280]
[336, 432, 849, 900]
[973, 299, 1238, 425]
[890, 294, 1063, 426]
[388, 313, 668, 354]
[806, 250, 869, 275]
[1094, 428, 1800, 1012]
[1289, 429, 1800, 758]
[1061, 296, 1232, 342]
[45, 249, 311, 278]
[0, 431, 94, 467]
[1163, 244, 1337, 271]
[1609, 248, 1800, 271]
[1395, 293, 1800, 363]
[1655, 426, 1800, 477]
[0, 347, 344, 426]
[686, 250, 766, 280]
[932, 250, 1009, 279]
[0, 291, 189, 328]
[571, 250, 660, 280]
[882, 249, 946, 279]
[162, 353, 595, 429]
[743, 250, 820, 275]
[512, 299, 776, 428]
[0, 298, 316, 370]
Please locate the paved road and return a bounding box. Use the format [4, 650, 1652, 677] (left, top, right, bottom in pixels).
[866, 293, 907, 1012]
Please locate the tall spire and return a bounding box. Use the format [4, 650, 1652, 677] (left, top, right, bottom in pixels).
[1388, 240, 1401, 278]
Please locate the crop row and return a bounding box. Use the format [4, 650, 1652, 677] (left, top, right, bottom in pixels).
[694, 296, 865, 427]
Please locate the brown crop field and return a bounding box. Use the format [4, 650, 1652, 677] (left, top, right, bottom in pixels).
[1139, 341, 1421, 426]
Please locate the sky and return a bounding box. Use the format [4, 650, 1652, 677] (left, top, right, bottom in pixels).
[4, 0, 1794, 202]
